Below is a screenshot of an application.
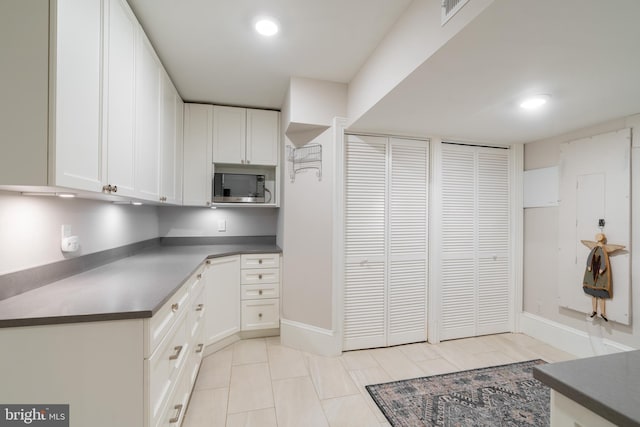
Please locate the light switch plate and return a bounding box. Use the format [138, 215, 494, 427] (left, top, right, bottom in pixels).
[217, 219, 226, 232]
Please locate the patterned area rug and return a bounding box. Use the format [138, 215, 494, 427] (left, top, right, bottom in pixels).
[366, 360, 549, 427]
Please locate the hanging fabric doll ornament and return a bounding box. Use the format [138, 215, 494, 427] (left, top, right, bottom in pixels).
[581, 233, 625, 321]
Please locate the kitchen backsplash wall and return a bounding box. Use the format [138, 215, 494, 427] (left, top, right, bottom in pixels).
[158, 206, 278, 237]
[0, 192, 159, 275]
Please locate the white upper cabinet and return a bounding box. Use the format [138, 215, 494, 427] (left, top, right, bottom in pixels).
[134, 32, 161, 201]
[159, 71, 183, 204]
[53, 0, 104, 192]
[246, 109, 279, 166]
[183, 104, 213, 207]
[103, 0, 137, 197]
[0, 0, 103, 191]
[0, 0, 183, 204]
[213, 106, 279, 166]
[213, 106, 246, 164]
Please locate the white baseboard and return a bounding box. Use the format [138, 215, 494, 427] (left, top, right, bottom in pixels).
[280, 318, 341, 356]
[519, 312, 635, 358]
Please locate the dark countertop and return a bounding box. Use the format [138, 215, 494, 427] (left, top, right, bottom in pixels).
[534, 350, 640, 426]
[0, 244, 281, 328]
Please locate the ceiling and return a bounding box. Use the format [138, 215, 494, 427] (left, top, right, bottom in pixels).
[127, 0, 412, 109]
[128, 0, 640, 144]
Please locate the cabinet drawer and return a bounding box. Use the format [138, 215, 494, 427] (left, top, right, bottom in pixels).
[156, 368, 190, 427]
[187, 321, 205, 390]
[241, 268, 279, 285]
[241, 283, 279, 300]
[148, 315, 189, 427]
[146, 284, 190, 357]
[240, 253, 279, 269]
[187, 286, 205, 339]
[241, 299, 280, 330]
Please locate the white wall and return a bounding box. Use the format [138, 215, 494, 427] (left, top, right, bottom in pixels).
[523, 114, 640, 350]
[0, 192, 159, 275]
[347, 0, 493, 124]
[158, 206, 278, 237]
[281, 128, 334, 330]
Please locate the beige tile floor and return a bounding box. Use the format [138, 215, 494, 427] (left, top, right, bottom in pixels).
[183, 333, 576, 427]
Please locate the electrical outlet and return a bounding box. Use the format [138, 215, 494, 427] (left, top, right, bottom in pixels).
[61, 224, 79, 253]
[598, 218, 605, 228]
[217, 219, 226, 232]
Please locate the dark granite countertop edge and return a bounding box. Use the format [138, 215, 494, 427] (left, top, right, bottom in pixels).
[0, 310, 153, 329]
[533, 365, 640, 427]
[0, 243, 282, 329]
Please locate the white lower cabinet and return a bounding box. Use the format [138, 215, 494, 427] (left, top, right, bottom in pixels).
[145, 265, 205, 427]
[240, 254, 281, 332]
[204, 256, 241, 345]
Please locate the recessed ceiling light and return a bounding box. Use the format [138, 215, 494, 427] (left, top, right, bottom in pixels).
[255, 18, 279, 36]
[519, 94, 550, 110]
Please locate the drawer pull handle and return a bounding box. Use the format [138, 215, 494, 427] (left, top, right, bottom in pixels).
[258, 290, 263, 295]
[197, 273, 202, 279]
[196, 303, 204, 312]
[171, 303, 179, 312]
[258, 274, 263, 280]
[196, 343, 204, 353]
[169, 404, 183, 424]
[258, 313, 263, 318]
[169, 345, 183, 361]
[258, 259, 263, 264]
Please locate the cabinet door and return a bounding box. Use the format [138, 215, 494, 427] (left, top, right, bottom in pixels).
[183, 104, 213, 206]
[204, 256, 240, 345]
[134, 31, 161, 200]
[246, 109, 279, 166]
[213, 106, 246, 164]
[53, 0, 103, 191]
[103, 0, 136, 196]
[159, 72, 182, 204]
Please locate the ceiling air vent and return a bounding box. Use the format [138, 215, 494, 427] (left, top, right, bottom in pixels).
[441, 0, 470, 25]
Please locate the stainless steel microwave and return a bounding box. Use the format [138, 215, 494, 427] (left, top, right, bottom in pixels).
[213, 173, 266, 203]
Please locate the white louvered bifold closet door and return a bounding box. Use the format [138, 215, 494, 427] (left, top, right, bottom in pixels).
[344, 135, 428, 351]
[440, 144, 510, 341]
[388, 139, 428, 346]
[344, 135, 388, 350]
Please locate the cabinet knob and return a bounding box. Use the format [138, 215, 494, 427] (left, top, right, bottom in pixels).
[196, 343, 204, 353]
[247, 160, 251, 164]
[258, 290, 263, 295]
[258, 274, 263, 280]
[196, 303, 204, 312]
[169, 345, 183, 361]
[258, 313, 263, 318]
[258, 259, 263, 264]
[241, 159, 245, 164]
[171, 303, 179, 312]
[206, 260, 211, 265]
[169, 404, 183, 424]
[197, 273, 202, 279]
